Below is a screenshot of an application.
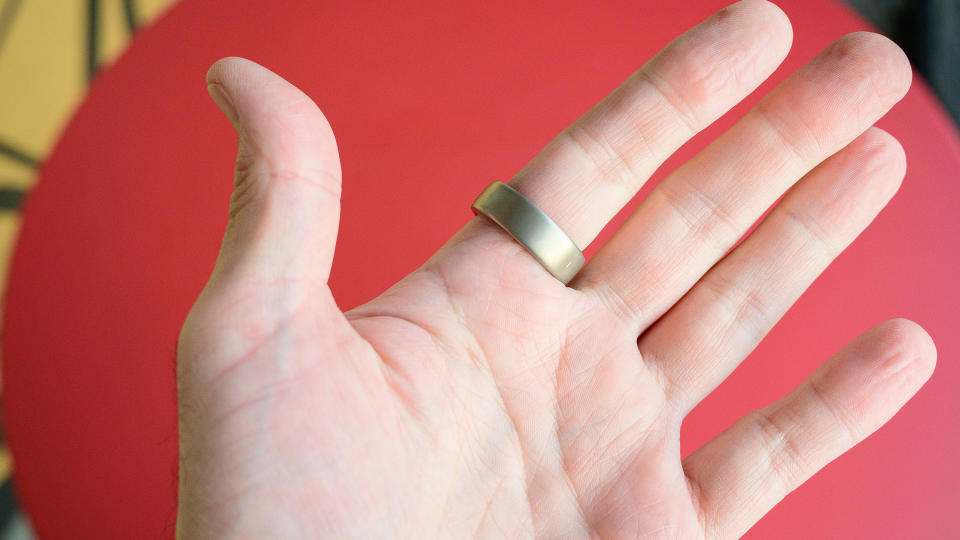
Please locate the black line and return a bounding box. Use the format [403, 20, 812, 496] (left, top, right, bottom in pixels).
[0, 138, 38, 168]
[122, 0, 138, 34]
[86, 0, 99, 81]
[0, 478, 17, 534]
[0, 187, 25, 210]
[0, 0, 24, 55]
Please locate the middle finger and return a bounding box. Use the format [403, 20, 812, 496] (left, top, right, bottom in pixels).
[576, 32, 912, 332]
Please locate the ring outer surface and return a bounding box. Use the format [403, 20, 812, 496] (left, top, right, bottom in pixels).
[471, 181, 585, 284]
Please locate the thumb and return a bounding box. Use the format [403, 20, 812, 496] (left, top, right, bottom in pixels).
[205, 57, 341, 285]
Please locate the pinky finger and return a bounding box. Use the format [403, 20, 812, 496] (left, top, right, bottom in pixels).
[682, 319, 936, 539]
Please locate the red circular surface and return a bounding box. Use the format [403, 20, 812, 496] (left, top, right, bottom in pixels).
[4, 0, 959, 537]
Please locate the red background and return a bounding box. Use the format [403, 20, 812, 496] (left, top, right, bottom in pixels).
[4, 0, 958, 537]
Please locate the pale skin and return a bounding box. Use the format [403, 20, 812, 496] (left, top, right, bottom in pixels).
[176, 0, 938, 537]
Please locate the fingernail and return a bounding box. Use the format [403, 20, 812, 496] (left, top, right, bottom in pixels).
[207, 83, 239, 127]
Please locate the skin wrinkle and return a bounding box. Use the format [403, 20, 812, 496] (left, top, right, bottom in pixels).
[361, 262, 574, 537]
[471, 474, 509, 539]
[426, 266, 473, 335]
[593, 441, 664, 528]
[638, 345, 686, 420]
[187, 366, 289, 536]
[349, 273, 480, 356]
[354, 306, 461, 366]
[228, 140, 264, 219]
[199, 311, 301, 392]
[635, 236, 705, 317]
[603, 74, 663, 171]
[208, 369, 299, 428]
[588, 446, 671, 538]
[461, 312, 542, 538]
[657, 173, 743, 259]
[749, 406, 810, 495]
[262, 166, 343, 202]
[786, 98, 827, 158]
[230, 135, 342, 223]
[779, 201, 840, 263]
[194, 322, 283, 394]
[190, 289, 339, 421]
[761, 78, 828, 160]
[428, 261, 551, 377]
[555, 323, 597, 539]
[429, 389, 469, 540]
[579, 258, 667, 334]
[560, 381, 615, 478]
[562, 121, 648, 202]
[451, 225, 573, 329]
[586, 281, 645, 332]
[447, 400, 507, 537]
[874, 348, 920, 395]
[557, 339, 658, 522]
[681, 465, 712, 540]
[351, 314, 447, 419]
[639, 65, 702, 134]
[750, 101, 816, 170]
[590, 410, 659, 482]
[422, 365, 498, 536]
[805, 376, 862, 445]
[699, 270, 777, 355]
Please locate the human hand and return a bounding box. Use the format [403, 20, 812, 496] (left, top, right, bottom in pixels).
[176, 1, 936, 537]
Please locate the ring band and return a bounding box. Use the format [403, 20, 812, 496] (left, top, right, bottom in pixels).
[471, 181, 585, 284]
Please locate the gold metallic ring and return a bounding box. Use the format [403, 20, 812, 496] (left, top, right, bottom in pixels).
[471, 181, 585, 284]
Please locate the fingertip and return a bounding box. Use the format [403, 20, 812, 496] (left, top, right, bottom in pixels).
[205, 56, 252, 86]
[792, 126, 906, 230]
[720, 0, 794, 55]
[860, 32, 913, 97]
[855, 126, 907, 195]
[834, 32, 913, 101]
[203, 57, 338, 174]
[877, 318, 937, 381]
[205, 57, 225, 85]
[860, 127, 906, 170]
[849, 318, 937, 401]
[205, 57, 260, 129]
[744, 0, 793, 47]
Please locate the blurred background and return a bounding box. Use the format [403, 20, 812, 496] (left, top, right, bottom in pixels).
[0, 0, 956, 538]
[1, 3, 177, 537]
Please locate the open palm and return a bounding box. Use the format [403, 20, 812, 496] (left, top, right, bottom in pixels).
[177, 1, 936, 537]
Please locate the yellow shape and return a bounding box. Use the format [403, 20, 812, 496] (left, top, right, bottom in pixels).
[0, 446, 11, 481]
[98, 1, 179, 68]
[0, 0, 179, 190]
[0, 1, 87, 165]
[101, 1, 132, 68]
[0, 210, 17, 309]
[0, 159, 31, 189]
